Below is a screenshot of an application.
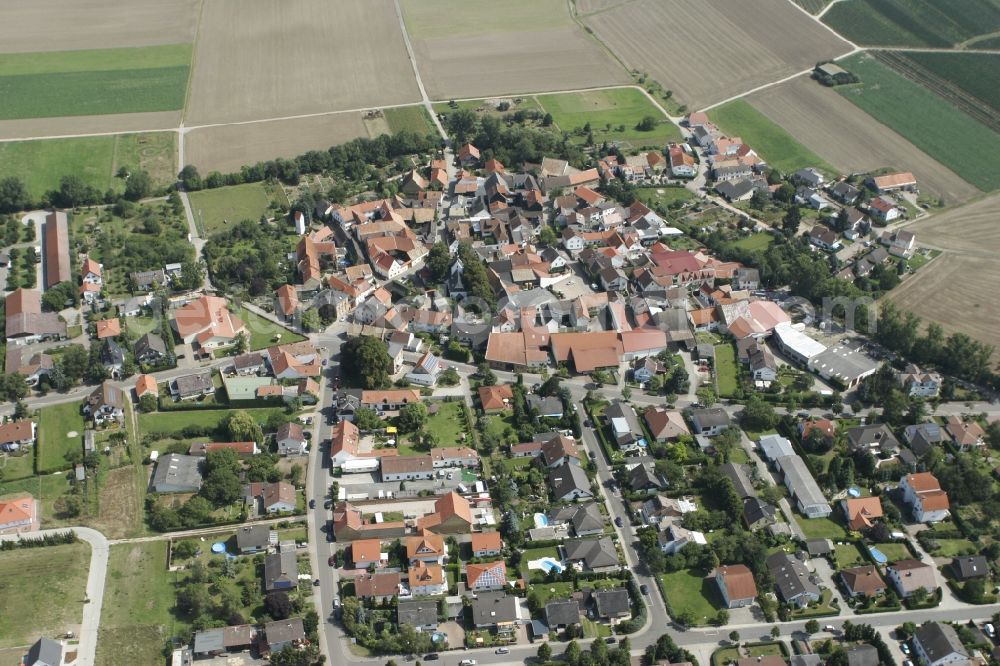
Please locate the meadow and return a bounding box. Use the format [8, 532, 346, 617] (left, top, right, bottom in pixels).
[0, 44, 190, 120]
[0, 131, 176, 200]
[535, 88, 681, 147]
[188, 182, 278, 236]
[384, 106, 437, 136]
[822, 0, 1000, 47]
[837, 53, 1000, 191]
[709, 100, 837, 175]
[37, 402, 86, 474]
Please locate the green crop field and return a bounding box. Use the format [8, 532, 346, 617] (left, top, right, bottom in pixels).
[0, 44, 191, 120]
[822, 0, 1000, 47]
[898, 52, 1000, 116]
[37, 403, 85, 474]
[837, 54, 1000, 191]
[384, 106, 436, 135]
[710, 100, 837, 175]
[793, 0, 833, 12]
[0, 131, 176, 200]
[536, 88, 680, 147]
[189, 182, 276, 236]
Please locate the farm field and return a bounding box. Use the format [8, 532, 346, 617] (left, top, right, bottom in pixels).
[0, 542, 90, 648]
[0, 44, 191, 120]
[709, 100, 836, 175]
[188, 182, 281, 236]
[402, 0, 628, 100]
[792, 0, 834, 12]
[836, 53, 1000, 192]
[183, 113, 369, 174]
[535, 88, 681, 147]
[37, 402, 86, 474]
[0, 111, 179, 142]
[0, 131, 175, 200]
[96, 542, 181, 666]
[584, 0, 850, 110]
[745, 77, 980, 204]
[185, 0, 419, 125]
[882, 52, 1000, 121]
[383, 106, 437, 136]
[575, 0, 631, 12]
[0, 0, 201, 53]
[822, 0, 1000, 47]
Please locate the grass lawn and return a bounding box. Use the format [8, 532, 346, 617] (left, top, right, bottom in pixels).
[834, 542, 867, 569]
[189, 182, 277, 236]
[710, 100, 837, 175]
[97, 542, 182, 666]
[0, 450, 34, 481]
[870, 542, 911, 563]
[432, 96, 544, 117]
[384, 105, 436, 135]
[634, 186, 695, 209]
[732, 232, 775, 252]
[37, 402, 85, 474]
[713, 642, 785, 666]
[581, 616, 612, 638]
[138, 407, 286, 437]
[400, 402, 467, 454]
[660, 570, 720, 625]
[836, 53, 1000, 191]
[535, 88, 681, 147]
[926, 538, 978, 557]
[714, 343, 738, 397]
[0, 542, 90, 647]
[520, 546, 560, 564]
[790, 589, 839, 618]
[0, 44, 190, 120]
[481, 413, 515, 442]
[795, 513, 849, 540]
[236, 306, 306, 350]
[498, 456, 534, 472]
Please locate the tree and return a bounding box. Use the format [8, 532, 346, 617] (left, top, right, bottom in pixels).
[226, 410, 263, 443]
[446, 109, 478, 142]
[782, 206, 802, 236]
[397, 402, 428, 433]
[805, 619, 820, 634]
[0, 374, 29, 402]
[53, 174, 100, 207]
[770, 625, 780, 638]
[232, 331, 248, 356]
[342, 335, 392, 389]
[425, 243, 451, 283]
[300, 309, 321, 332]
[537, 642, 552, 662]
[179, 165, 203, 191]
[635, 116, 658, 131]
[477, 362, 497, 386]
[265, 590, 293, 620]
[740, 394, 777, 431]
[200, 449, 243, 506]
[123, 169, 152, 201]
[173, 540, 199, 559]
[354, 408, 382, 431]
[538, 225, 558, 247]
[728, 630, 740, 643]
[0, 176, 31, 213]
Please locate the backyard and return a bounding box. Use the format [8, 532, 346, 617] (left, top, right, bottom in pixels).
[237, 306, 306, 350]
[660, 569, 720, 626]
[795, 513, 849, 540]
[0, 542, 90, 648]
[400, 401, 469, 454]
[37, 402, 86, 474]
[714, 343, 739, 397]
[833, 542, 867, 569]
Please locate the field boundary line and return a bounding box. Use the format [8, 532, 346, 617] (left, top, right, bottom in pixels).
[180, 0, 208, 126]
[566, 0, 635, 80]
[782, 0, 859, 50]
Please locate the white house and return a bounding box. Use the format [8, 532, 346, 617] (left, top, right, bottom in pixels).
[900, 472, 950, 523]
[405, 352, 442, 387]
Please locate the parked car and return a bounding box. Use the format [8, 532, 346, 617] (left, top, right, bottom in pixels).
[640, 584, 650, 595]
[589, 450, 597, 460]
[460, 660, 477, 666]
[605, 637, 617, 645]
[328, 555, 336, 566]
[985, 623, 996, 638]
[309, 499, 316, 509]
[614, 516, 624, 528]
[424, 655, 439, 661]
[584, 419, 593, 427]
[495, 648, 510, 655]
[900, 643, 910, 655]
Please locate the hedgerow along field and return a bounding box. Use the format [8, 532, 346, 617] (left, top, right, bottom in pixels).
[0, 44, 191, 120]
[836, 53, 1000, 191]
[0, 132, 176, 199]
[709, 100, 837, 175]
[822, 0, 1000, 47]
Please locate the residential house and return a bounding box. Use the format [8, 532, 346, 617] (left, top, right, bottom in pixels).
[5, 349, 54, 386]
[913, 622, 970, 666]
[900, 472, 950, 523]
[470, 591, 519, 634]
[0, 495, 36, 532]
[406, 533, 446, 565]
[457, 143, 480, 167]
[944, 415, 985, 451]
[950, 555, 989, 581]
[628, 463, 665, 493]
[264, 550, 298, 591]
[236, 525, 272, 554]
[644, 408, 690, 442]
[658, 523, 707, 554]
[537, 432, 579, 468]
[134, 332, 168, 363]
[829, 180, 861, 205]
[416, 491, 473, 534]
[381, 455, 435, 481]
[150, 453, 203, 493]
[332, 501, 405, 541]
[84, 381, 125, 425]
[809, 225, 842, 252]
[593, 588, 631, 623]
[759, 434, 795, 465]
[23, 637, 63, 666]
[191, 441, 259, 458]
[605, 400, 646, 453]
[632, 356, 666, 384]
[640, 495, 696, 524]
[548, 503, 605, 536]
[743, 497, 777, 529]
[881, 229, 917, 258]
[841, 496, 883, 531]
[562, 537, 620, 573]
[257, 482, 296, 513]
[466, 561, 507, 591]
[715, 564, 757, 608]
[405, 351, 442, 387]
[470, 531, 503, 558]
[360, 389, 422, 415]
[527, 394, 564, 419]
[231, 352, 266, 376]
[903, 422, 945, 458]
[172, 295, 245, 348]
[721, 462, 756, 499]
[276, 422, 308, 456]
[352, 539, 387, 569]
[478, 385, 513, 413]
[4, 288, 66, 345]
[747, 341, 778, 383]
[99, 338, 125, 377]
[792, 168, 825, 188]
[777, 455, 832, 518]
[768, 551, 820, 608]
[847, 424, 900, 455]
[886, 559, 936, 598]
[549, 462, 593, 501]
[689, 408, 730, 436]
[732, 267, 760, 291]
[171, 371, 215, 401]
[397, 599, 439, 632]
[355, 572, 402, 601]
[668, 144, 696, 177]
[897, 364, 941, 398]
[845, 645, 880, 666]
[840, 565, 886, 598]
[545, 600, 581, 629]
[869, 196, 903, 223]
[0, 420, 35, 452]
[870, 172, 917, 193]
[408, 560, 446, 596]
[263, 619, 305, 654]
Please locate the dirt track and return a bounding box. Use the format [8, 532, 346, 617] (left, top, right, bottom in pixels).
[183, 113, 369, 173]
[184, 0, 420, 125]
[746, 77, 980, 204]
[0, 111, 181, 141]
[584, 0, 851, 109]
[0, 0, 202, 53]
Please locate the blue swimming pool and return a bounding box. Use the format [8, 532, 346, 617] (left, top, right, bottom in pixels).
[868, 546, 887, 564]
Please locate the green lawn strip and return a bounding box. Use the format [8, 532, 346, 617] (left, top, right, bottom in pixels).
[0, 542, 90, 647]
[713, 642, 785, 666]
[97, 542, 183, 666]
[869, 542, 911, 563]
[926, 538, 978, 557]
[384, 106, 437, 135]
[37, 402, 85, 473]
[660, 569, 720, 625]
[236, 306, 305, 351]
[0, 44, 191, 77]
[836, 53, 1000, 191]
[713, 343, 738, 397]
[138, 407, 286, 437]
[789, 589, 839, 618]
[634, 186, 695, 209]
[188, 183, 276, 236]
[732, 232, 775, 252]
[535, 88, 681, 146]
[795, 513, 849, 540]
[709, 100, 837, 176]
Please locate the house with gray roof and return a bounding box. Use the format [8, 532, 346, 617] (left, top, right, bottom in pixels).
[758, 434, 795, 465]
[689, 408, 730, 436]
[914, 622, 969, 666]
[527, 394, 564, 418]
[950, 555, 990, 581]
[544, 599, 581, 628]
[150, 453, 203, 493]
[548, 462, 593, 502]
[593, 588, 631, 622]
[548, 503, 604, 536]
[397, 599, 439, 632]
[776, 455, 831, 518]
[628, 462, 665, 493]
[171, 370, 215, 400]
[236, 525, 272, 554]
[134, 332, 168, 363]
[264, 618, 305, 653]
[24, 637, 62, 666]
[903, 423, 945, 458]
[605, 400, 645, 452]
[720, 462, 756, 499]
[562, 538, 619, 572]
[767, 551, 820, 608]
[846, 644, 879, 666]
[470, 591, 519, 632]
[743, 497, 776, 529]
[264, 551, 298, 591]
[847, 424, 900, 455]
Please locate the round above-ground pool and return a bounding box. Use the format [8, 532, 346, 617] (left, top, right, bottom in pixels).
[211, 542, 226, 554]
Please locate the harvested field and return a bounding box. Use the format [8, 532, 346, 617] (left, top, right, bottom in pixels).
[0, 111, 180, 141]
[822, 0, 1000, 48]
[792, 0, 834, 13]
[0, 0, 201, 53]
[93, 464, 148, 540]
[837, 53, 1000, 192]
[584, 0, 851, 110]
[403, 0, 628, 100]
[906, 192, 1000, 257]
[745, 77, 979, 204]
[183, 113, 368, 174]
[575, 0, 633, 13]
[185, 0, 419, 125]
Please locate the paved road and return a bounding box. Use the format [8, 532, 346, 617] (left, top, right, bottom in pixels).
[0, 527, 109, 666]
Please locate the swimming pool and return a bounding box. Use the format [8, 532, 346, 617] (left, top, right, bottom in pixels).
[528, 557, 565, 574]
[533, 513, 549, 529]
[868, 546, 888, 564]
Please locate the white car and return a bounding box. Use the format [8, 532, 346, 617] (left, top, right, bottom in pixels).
[985, 623, 996, 637]
[460, 660, 477, 666]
